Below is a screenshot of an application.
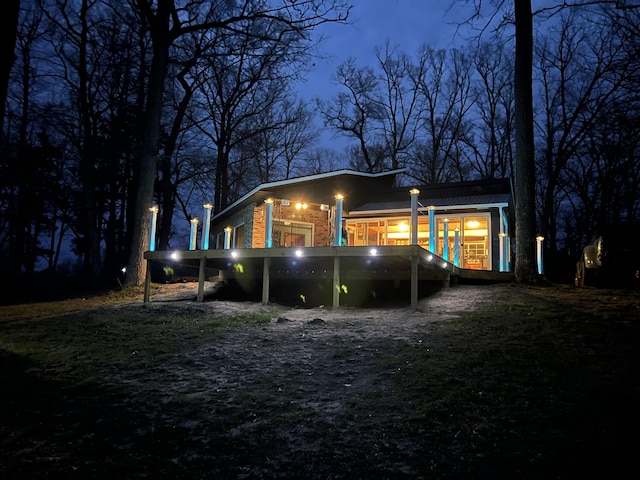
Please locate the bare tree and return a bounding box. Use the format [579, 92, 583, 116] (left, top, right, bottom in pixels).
[468, 38, 515, 179]
[536, 9, 632, 251]
[409, 46, 475, 184]
[315, 58, 386, 172]
[124, 0, 349, 286]
[0, 0, 21, 137]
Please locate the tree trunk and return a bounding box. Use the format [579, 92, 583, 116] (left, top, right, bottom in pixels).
[124, 0, 171, 287]
[513, 0, 538, 282]
[0, 0, 20, 137]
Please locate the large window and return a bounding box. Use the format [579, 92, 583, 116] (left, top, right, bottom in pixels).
[346, 214, 491, 270]
[272, 220, 314, 247]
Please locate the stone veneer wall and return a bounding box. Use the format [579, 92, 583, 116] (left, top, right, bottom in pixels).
[252, 200, 332, 248]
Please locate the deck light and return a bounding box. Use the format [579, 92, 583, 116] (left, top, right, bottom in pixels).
[427, 254, 433, 261]
[295, 249, 303, 257]
[171, 251, 179, 261]
[442, 261, 448, 268]
[369, 248, 378, 256]
[231, 250, 239, 259]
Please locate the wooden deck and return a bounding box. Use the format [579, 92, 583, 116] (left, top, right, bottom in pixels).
[144, 245, 470, 309]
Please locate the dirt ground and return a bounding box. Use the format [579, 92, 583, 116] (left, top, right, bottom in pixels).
[2, 282, 639, 479]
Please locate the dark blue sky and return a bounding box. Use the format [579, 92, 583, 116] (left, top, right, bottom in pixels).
[296, 0, 475, 154]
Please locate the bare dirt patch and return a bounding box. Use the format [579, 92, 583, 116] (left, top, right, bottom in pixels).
[1, 283, 639, 479]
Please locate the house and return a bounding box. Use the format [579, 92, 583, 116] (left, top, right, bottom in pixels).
[209, 169, 514, 273]
[144, 169, 514, 308]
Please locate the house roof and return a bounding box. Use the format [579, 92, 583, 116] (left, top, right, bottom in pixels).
[211, 169, 514, 224]
[212, 169, 404, 222]
[349, 177, 514, 214]
[351, 193, 512, 214]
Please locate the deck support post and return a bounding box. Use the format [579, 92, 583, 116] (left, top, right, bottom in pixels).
[143, 258, 152, 303]
[262, 257, 271, 305]
[332, 254, 340, 309]
[197, 257, 206, 302]
[410, 253, 418, 310]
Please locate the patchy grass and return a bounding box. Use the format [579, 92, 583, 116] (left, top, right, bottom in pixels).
[1, 284, 639, 478]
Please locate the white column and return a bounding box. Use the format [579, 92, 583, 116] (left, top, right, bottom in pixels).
[224, 226, 232, 250]
[428, 206, 436, 253]
[264, 198, 274, 248]
[454, 228, 460, 267]
[409, 188, 420, 245]
[499, 233, 507, 272]
[334, 194, 344, 246]
[536, 235, 545, 275]
[202, 203, 213, 250]
[189, 218, 199, 250]
[148, 206, 159, 252]
[443, 218, 449, 261]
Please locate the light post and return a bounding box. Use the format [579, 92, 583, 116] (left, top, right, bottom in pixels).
[202, 204, 213, 250]
[536, 235, 545, 275]
[264, 198, 274, 248]
[428, 206, 436, 253]
[189, 218, 199, 250]
[409, 189, 420, 245]
[148, 206, 159, 252]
